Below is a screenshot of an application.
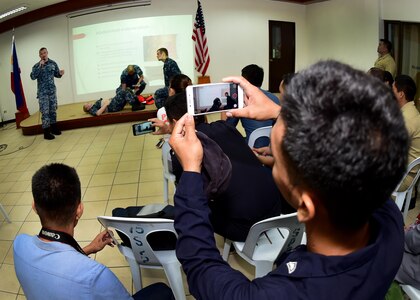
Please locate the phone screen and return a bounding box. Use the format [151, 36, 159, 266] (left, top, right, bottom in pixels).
[132, 121, 154, 136]
[187, 83, 243, 116]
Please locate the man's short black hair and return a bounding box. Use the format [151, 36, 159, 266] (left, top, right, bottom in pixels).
[169, 74, 192, 94]
[157, 47, 168, 56]
[380, 39, 392, 53]
[394, 75, 417, 102]
[241, 64, 264, 87]
[32, 163, 81, 227]
[279, 60, 408, 231]
[165, 92, 205, 124]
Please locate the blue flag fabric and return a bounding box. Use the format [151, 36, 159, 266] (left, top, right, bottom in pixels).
[11, 36, 29, 114]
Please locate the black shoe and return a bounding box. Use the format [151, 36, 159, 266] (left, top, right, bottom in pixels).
[132, 102, 145, 111]
[43, 128, 55, 140]
[50, 123, 61, 135]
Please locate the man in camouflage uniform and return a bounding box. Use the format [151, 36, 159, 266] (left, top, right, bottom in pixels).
[30, 47, 64, 140]
[116, 64, 146, 95]
[154, 48, 181, 109]
[83, 89, 141, 116]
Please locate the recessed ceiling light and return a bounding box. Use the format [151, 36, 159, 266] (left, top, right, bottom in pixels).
[0, 6, 28, 20]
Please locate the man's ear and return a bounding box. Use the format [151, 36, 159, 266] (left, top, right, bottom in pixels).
[296, 192, 315, 223]
[76, 202, 84, 220]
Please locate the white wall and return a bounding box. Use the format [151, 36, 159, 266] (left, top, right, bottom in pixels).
[0, 0, 306, 121]
[381, 0, 420, 22]
[305, 0, 380, 71]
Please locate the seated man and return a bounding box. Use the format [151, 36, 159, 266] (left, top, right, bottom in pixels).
[13, 163, 174, 299]
[226, 64, 280, 148]
[83, 89, 142, 116]
[117, 64, 146, 95]
[392, 75, 420, 195]
[169, 60, 408, 299]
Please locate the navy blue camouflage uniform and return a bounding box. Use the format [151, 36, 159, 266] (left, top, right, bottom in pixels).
[116, 65, 146, 98]
[87, 90, 135, 116]
[30, 59, 62, 129]
[154, 58, 181, 109]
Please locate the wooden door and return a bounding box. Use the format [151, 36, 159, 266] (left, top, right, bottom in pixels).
[269, 21, 295, 93]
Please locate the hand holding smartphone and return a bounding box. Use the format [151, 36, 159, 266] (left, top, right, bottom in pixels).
[186, 82, 244, 116]
[132, 121, 154, 136]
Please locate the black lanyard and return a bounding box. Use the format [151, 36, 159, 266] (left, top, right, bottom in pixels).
[38, 227, 87, 256]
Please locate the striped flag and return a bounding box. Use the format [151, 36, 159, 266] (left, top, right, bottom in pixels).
[192, 0, 210, 76]
[11, 35, 29, 115]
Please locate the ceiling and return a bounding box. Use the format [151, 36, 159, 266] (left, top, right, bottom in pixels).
[0, 0, 328, 34]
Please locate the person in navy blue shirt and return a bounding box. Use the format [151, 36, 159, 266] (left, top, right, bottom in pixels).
[169, 60, 408, 299]
[226, 64, 280, 148]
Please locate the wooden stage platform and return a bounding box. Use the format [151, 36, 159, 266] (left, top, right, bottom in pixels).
[20, 102, 157, 136]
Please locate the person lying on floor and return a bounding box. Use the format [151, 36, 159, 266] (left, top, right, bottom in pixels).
[83, 88, 141, 116]
[169, 60, 408, 299]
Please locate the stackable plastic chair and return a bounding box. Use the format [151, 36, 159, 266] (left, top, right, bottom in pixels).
[97, 216, 186, 300]
[222, 213, 305, 278]
[401, 284, 420, 300]
[248, 126, 272, 148]
[0, 203, 11, 223]
[162, 141, 176, 205]
[393, 157, 420, 222]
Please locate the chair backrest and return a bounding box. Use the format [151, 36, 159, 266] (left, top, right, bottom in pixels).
[248, 126, 272, 148]
[162, 141, 175, 179]
[241, 213, 304, 259]
[97, 216, 177, 267]
[394, 157, 420, 220]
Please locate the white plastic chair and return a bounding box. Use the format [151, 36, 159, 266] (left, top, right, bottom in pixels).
[393, 157, 420, 222]
[0, 203, 11, 223]
[97, 216, 186, 300]
[401, 284, 420, 300]
[248, 126, 272, 148]
[222, 213, 305, 278]
[162, 141, 176, 205]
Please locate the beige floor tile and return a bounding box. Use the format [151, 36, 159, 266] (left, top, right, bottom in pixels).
[109, 266, 134, 294]
[117, 161, 141, 172]
[9, 163, 31, 173]
[16, 294, 26, 300]
[25, 161, 48, 172]
[137, 196, 167, 206]
[0, 182, 15, 194]
[138, 181, 164, 198]
[10, 181, 31, 193]
[105, 199, 137, 216]
[79, 155, 101, 166]
[8, 206, 31, 222]
[140, 158, 162, 170]
[18, 221, 41, 237]
[81, 201, 107, 220]
[1, 192, 24, 206]
[62, 157, 82, 167]
[49, 151, 70, 160]
[0, 264, 20, 293]
[0, 222, 23, 241]
[110, 183, 138, 200]
[142, 148, 162, 160]
[83, 186, 111, 202]
[25, 209, 39, 222]
[79, 174, 92, 188]
[76, 165, 96, 176]
[0, 173, 8, 183]
[94, 162, 119, 174]
[0, 241, 12, 263]
[33, 153, 53, 163]
[74, 219, 102, 242]
[16, 192, 33, 206]
[67, 150, 87, 159]
[140, 169, 163, 183]
[99, 153, 121, 164]
[0, 291, 18, 299]
[18, 171, 34, 181]
[95, 244, 129, 268]
[120, 151, 143, 162]
[89, 173, 115, 187]
[114, 171, 140, 185]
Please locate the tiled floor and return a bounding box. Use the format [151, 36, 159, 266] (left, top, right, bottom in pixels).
[0, 120, 253, 299]
[1, 120, 419, 299]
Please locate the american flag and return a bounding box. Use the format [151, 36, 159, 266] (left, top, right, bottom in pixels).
[192, 0, 210, 76]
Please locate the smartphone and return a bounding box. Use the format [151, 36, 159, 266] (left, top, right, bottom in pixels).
[186, 82, 244, 116]
[132, 121, 154, 136]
